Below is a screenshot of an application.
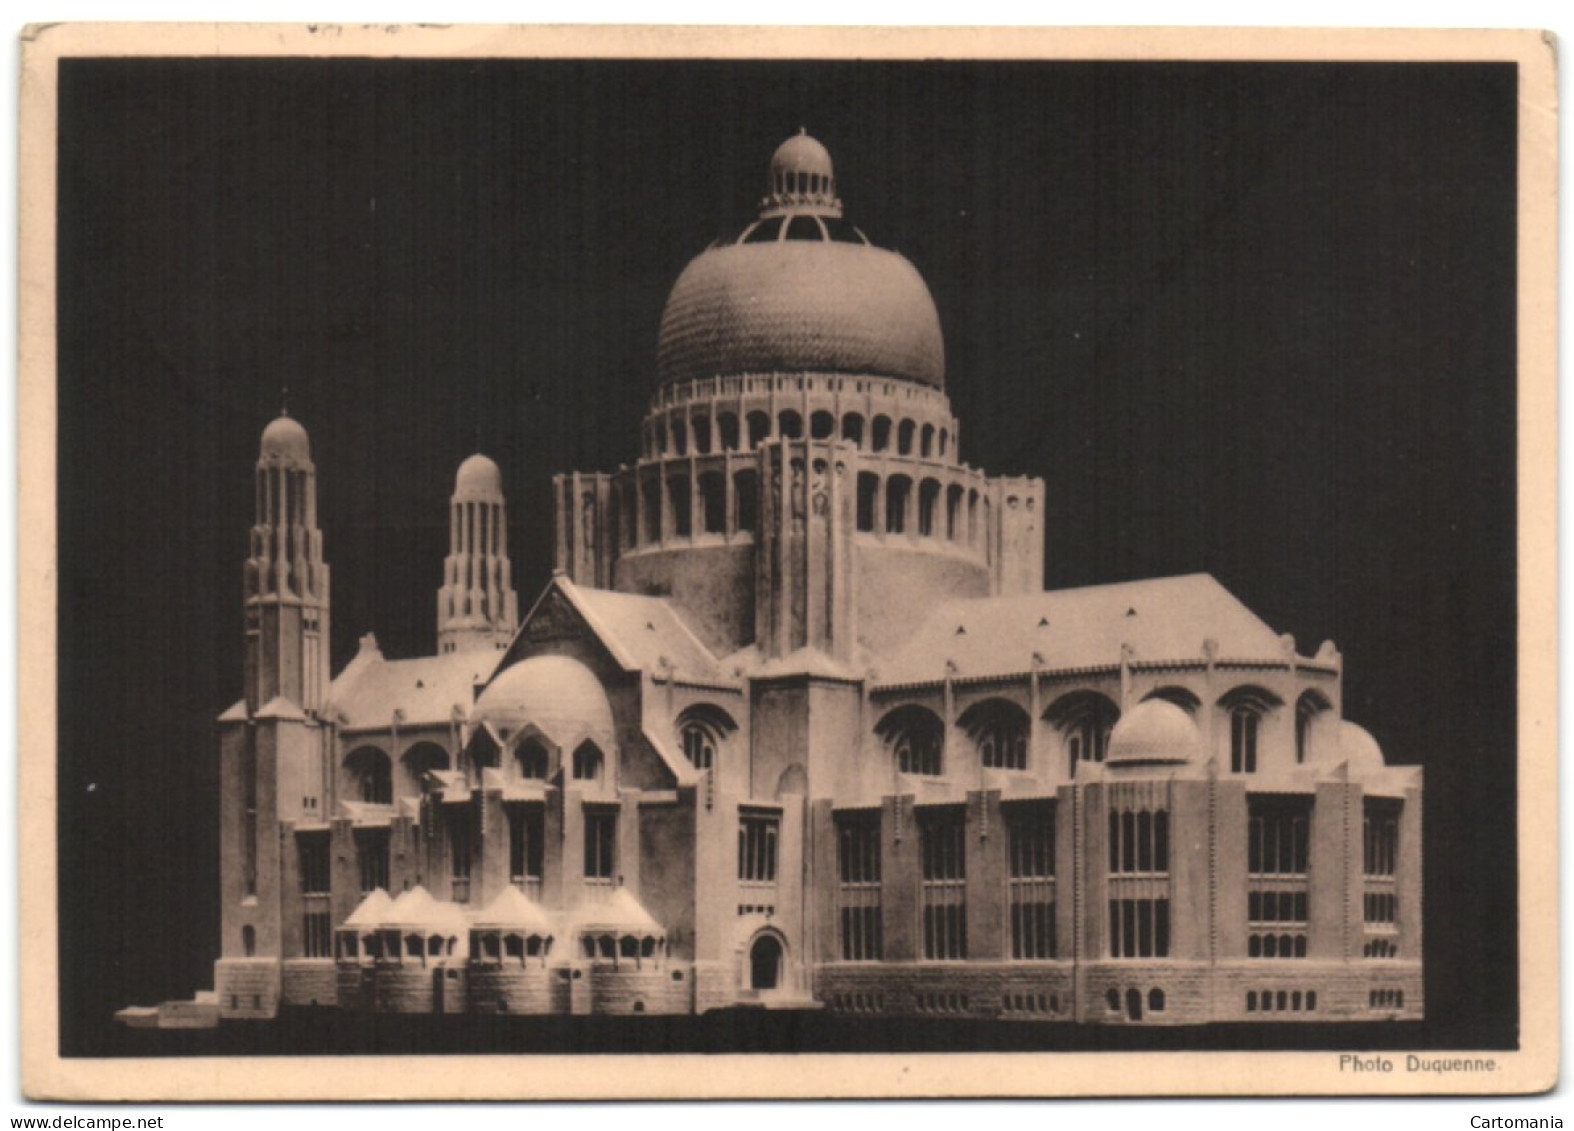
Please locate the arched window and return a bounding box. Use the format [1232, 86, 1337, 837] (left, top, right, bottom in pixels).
[1220, 686, 1282, 774]
[671, 418, 688, 456]
[691, 414, 712, 455]
[958, 699, 1029, 771]
[918, 478, 941, 537]
[1142, 686, 1201, 714]
[885, 475, 912, 535]
[242, 925, 255, 957]
[946, 484, 963, 540]
[667, 472, 691, 538]
[717, 412, 740, 451]
[516, 737, 549, 780]
[1149, 988, 1166, 1012]
[697, 471, 726, 534]
[572, 741, 603, 782]
[747, 411, 771, 448]
[676, 705, 738, 772]
[401, 742, 449, 794]
[856, 472, 878, 532]
[733, 469, 758, 533]
[653, 420, 667, 456]
[871, 416, 892, 452]
[875, 705, 945, 777]
[920, 423, 935, 458]
[897, 419, 916, 455]
[842, 413, 865, 447]
[641, 473, 660, 543]
[1044, 692, 1120, 774]
[811, 410, 836, 440]
[938, 428, 949, 457]
[346, 746, 393, 804]
[1295, 689, 1332, 764]
[778, 410, 802, 440]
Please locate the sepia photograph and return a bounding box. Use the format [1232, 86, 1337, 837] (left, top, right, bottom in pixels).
[17, 23, 1557, 1099]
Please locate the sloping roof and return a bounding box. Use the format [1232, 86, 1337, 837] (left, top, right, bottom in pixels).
[471, 886, 557, 933]
[329, 649, 502, 730]
[565, 888, 665, 938]
[561, 579, 724, 682]
[384, 886, 469, 933]
[877, 574, 1285, 686]
[343, 889, 395, 929]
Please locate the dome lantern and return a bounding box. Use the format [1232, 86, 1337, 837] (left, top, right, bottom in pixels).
[760, 129, 843, 219]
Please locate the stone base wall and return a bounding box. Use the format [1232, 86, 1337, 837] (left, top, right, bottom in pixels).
[691, 961, 735, 1014]
[281, 960, 338, 1007]
[819, 962, 1075, 1020]
[468, 966, 555, 1014]
[215, 958, 281, 1019]
[367, 963, 468, 1014]
[587, 963, 690, 1015]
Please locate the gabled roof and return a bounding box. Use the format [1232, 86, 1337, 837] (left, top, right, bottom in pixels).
[557, 578, 724, 682]
[565, 888, 665, 938]
[471, 886, 557, 933]
[343, 888, 395, 929]
[877, 574, 1286, 686]
[328, 647, 503, 730]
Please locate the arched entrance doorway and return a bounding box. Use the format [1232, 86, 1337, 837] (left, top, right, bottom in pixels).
[749, 934, 782, 991]
[1126, 987, 1143, 1021]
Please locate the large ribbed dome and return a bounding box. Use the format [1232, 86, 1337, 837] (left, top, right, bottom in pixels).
[655, 133, 945, 390]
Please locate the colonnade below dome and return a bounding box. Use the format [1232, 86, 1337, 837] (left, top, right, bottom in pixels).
[643, 373, 959, 464]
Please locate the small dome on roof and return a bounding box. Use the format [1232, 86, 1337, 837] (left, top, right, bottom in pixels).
[259, 414, 310, 464]
[1106, 699, 1203, 766]
[473, 654, 613, 746]
[1335, 720, 1385, 772]
[454, 453, 502, 498]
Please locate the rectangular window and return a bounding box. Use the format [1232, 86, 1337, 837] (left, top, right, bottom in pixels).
[1363, 800, 1400, 877]
[584, 808, 617, 881]
[509, 805, 545, 897]
[303, 910, 332, 958]
[1007, 803, 1056, 959]
[1108, 808, 1169, 874]
[448, 807, 472, 902]
[837, 811, 882, 961]
[738, 811, 780, 884]
[1108, 897, 1169, 958]
[919, 809, 967, 960]
[355, 828, 390, 894]
[1248, 796, 1311, 958]
[297, 832, 330, 895]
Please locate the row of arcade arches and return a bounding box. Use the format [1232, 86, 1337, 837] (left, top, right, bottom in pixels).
[647, 409, 953, 462]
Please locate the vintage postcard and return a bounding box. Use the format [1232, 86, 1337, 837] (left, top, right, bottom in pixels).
[17, 23, 1557, 1100]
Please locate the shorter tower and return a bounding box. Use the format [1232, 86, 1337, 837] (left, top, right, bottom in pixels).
[438, 454, 519, 654]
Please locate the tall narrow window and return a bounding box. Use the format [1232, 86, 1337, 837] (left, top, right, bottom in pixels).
[1362, 799, 1401, 952]
[1107, 808, 1168, 874]
[734, 469, 757, 533]
[584, 808, 617, 881]
[297, 832, 330, 895]
[667, 473, 691, 537]
[738, 811, 780, 884]
[303, 911, 332, 958]
[698, 471, 726, 534]
[919, 809, 967, 960]
[1247, 796, 1311, 958]
[508, 804, 545, 899]
[1107, 898, 1169, 958]
[355, 827, 390, 894]
[885, 475, 911, 534]
[837, 811, 882, 961]
[448, 806, 472, 902]
[1007, 803, 1056, 959]
[1231, 708, 1260, 773]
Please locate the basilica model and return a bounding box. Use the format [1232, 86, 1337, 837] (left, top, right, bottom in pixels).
[199, 133, 1422, 1027]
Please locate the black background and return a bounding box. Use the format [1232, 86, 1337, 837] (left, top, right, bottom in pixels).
[56, 59, 1517, 1054]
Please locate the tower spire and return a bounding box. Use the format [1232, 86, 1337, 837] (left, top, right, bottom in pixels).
[243, 413, 331, 712]
[438, 453, 519, 654]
